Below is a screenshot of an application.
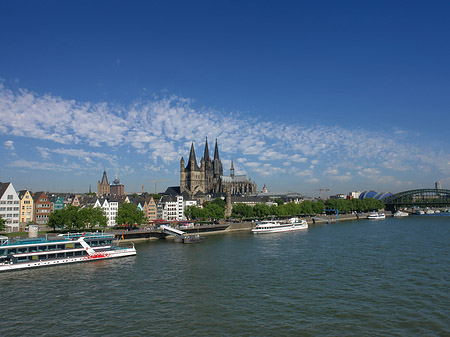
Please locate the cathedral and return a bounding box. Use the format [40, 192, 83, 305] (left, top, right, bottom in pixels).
[180, 138, 257, 197]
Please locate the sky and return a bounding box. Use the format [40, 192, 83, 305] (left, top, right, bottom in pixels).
[0, 0, 449, 197]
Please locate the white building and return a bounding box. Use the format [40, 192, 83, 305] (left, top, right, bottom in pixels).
[349, 191, 362, 199]
[161, 195, 186, 221]
[0, 182, 20, 232]
[94, 198, 118, 227]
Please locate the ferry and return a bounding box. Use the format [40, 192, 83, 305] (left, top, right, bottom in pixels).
[393, 210, 409, 217]
[251, 218, 308, 234]
[367, 212, 386, 219]
[0, 232, 136, 272]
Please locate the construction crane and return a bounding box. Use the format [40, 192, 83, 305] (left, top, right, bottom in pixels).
[148, 179, 172, 194]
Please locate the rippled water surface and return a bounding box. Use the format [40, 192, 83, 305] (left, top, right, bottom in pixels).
[1, 215, 449, 336]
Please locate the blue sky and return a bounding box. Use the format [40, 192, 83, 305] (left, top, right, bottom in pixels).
[0, 0, 449, 196]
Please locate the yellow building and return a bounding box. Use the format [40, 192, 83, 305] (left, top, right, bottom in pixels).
[19, 190, 34, 228]
[143, 197, 157, 222]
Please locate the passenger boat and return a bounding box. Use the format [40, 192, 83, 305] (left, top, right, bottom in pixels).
[0, 232, 136, 272]
[367, 212, 386, 219]
[251, 218, 308, 234]
[393, 210, 409, 217]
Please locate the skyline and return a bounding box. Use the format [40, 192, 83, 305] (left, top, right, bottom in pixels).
[1, 1, 449, 196]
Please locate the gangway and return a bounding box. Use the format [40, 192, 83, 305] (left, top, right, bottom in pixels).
[160, 225, 186, 238]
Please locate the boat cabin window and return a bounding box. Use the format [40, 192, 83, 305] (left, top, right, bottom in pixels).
[48, 245, 57, 251]
[7, 248, 17, 254]
[75, 243, 82, 249]
[47, 253, 56, 259]
[57, 244, 65, 250]
[0, 249, 5, 256]
[18, 247, 28, 254]
[66, 252, 74, 257]
[74, 251, 83, 256]
[38, 246, 47, 252]
[56, 253, 65, 258]
[29, 246, 38, 253]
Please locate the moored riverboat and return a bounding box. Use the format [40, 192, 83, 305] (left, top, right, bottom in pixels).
[0, 232, 136, 272]
[367, 212, 386, 219]
[393, 210, 409, 217]
[251, 218, 308, 234]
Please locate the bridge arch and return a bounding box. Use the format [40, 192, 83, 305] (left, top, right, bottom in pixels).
[383, 189, 450, 211]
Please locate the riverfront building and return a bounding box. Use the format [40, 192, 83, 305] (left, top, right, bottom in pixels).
[18, 190, 34, 227]
[0, 182, 20, 232]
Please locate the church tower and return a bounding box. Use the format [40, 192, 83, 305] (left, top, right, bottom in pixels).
[213, 139, 223, 193]
[181, 143, 206, 196]
[97, 170, 110, 196]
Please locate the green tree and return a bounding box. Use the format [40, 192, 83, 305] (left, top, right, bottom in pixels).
[0, 215, 6, 232]
[232, 203, 253, 219]
[79, 206, 107, 229]
[274, 198, 284, 206]
[117, 203, 144, 226]
[47, 209, 65, 231]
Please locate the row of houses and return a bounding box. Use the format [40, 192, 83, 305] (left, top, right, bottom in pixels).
[0, 181, 201, 233]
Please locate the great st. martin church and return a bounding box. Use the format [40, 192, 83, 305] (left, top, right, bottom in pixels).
[180, 138, 257, 197]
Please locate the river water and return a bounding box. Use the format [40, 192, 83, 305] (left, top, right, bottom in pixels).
[1, 215, 449, 336]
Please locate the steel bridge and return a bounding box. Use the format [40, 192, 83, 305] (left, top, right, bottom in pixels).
[383, 189, 450, 211]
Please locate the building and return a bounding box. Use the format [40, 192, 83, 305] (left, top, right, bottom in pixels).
[160, 195, 185, 221]
[33, 191, 52, 225]
[93, 197, 118, 227]
[98, 171, 110, 196]
[180, 138, 257, 197]
[0, 182, 20, 232]
[18, 190, 34, 228]
[142, 196, 157, 222]
[110, 175, 125, 196]
[52, 195, 65, 211]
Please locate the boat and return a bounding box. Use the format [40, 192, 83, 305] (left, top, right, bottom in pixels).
[181, 234, 205, 244]
[0, 232, 136, 272]
[251, 217, 308, 234]
[367, 212, 386, 219]
[393, 210, 409, 217]
[414, 209, 425, 215]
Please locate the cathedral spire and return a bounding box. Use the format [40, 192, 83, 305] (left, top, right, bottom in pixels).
[230, 159, 235, 178]
[214, 138, 220, 160]
[204, 137, 210, 161]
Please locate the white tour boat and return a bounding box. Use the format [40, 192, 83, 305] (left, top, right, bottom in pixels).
[251, 218, 308, 234]
[0, 232, 136, 272]
[393, 210, 409, 217]
[367, 212, 386, 219]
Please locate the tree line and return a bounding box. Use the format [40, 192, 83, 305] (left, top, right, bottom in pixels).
[185, 198, 385, 220]
[47, 203, 145, 231]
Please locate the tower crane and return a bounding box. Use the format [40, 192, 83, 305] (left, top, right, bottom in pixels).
[148, 179, 172, 194]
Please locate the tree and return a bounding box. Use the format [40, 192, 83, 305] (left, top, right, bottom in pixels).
[232, 203, 253, 219]
[0, 215, 6, 232]
[80, 206, 107, 229]
[117, 203, 144, 226]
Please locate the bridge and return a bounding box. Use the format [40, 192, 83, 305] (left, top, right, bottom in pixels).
[383, 189, 450, 211]
[160, 225, 186, 238]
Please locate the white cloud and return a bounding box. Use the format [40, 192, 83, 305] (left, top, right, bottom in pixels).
[1, 84, 450, 192]
[4, 140, 14, 151]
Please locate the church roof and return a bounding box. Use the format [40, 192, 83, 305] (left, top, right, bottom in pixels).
[214, 138, 220, 160]
[100, 170, 109, 184]
[185, 143, 200, 171]
[221, 175, 251, 183]
[204, 137, 210, 161]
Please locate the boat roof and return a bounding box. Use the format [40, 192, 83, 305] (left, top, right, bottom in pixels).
[1, 232, 114, 247]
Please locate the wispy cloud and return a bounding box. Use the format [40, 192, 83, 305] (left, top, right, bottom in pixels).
[1, 84, 449, 192]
